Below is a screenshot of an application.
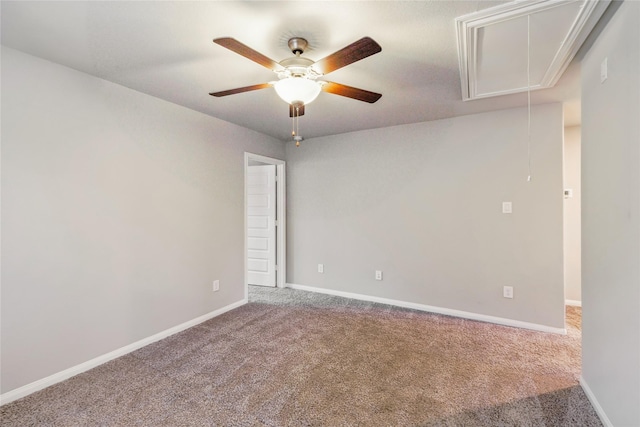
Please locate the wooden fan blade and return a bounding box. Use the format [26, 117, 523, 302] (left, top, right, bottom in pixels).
[209, 83, 272, 97]
[289, 104, 305, 117]
[312, 37, 381, 75]
[214, 37, 283, 72]
[321, 82, 382, 103]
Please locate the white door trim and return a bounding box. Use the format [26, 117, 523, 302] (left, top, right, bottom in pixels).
[244, 153, 286, 300]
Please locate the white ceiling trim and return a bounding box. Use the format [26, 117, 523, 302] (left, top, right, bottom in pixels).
[456, 0, 610, 101]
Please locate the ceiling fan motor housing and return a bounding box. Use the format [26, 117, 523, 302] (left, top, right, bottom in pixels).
[277, 38, 321, 80]
[278, 56, 318, 79]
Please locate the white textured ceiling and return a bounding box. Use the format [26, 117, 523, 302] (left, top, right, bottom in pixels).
[1, 1, 586, 141]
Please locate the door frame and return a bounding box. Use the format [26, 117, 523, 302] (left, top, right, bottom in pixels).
[244, 152, 286, 300]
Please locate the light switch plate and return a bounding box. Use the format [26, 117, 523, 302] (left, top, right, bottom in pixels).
[502, 202, 513, 214]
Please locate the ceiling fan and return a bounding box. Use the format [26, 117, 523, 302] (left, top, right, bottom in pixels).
[209, 36, 382, 119]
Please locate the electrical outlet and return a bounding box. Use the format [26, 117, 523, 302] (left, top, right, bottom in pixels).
[503, 286, 513, 299]
[318, 264, 324, 273]
[213, 280, 220, 292]
[375, 270, 383, 281]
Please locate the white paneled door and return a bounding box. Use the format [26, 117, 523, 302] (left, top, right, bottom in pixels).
[247, 164, 277, 286]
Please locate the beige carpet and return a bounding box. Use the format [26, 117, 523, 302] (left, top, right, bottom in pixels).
[1, 286, 601, 426]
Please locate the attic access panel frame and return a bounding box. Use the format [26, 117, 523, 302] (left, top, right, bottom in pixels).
[456, 0, 611, 101]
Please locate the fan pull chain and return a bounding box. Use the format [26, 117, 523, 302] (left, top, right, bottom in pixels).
[296, 106, 300, 147]
[290, 102, 304, 147]
[291, 104, 302, 147]
[291, 113, 296, 138]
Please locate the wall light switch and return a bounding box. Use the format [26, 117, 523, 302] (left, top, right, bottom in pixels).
[213, 280, 220, 292]
[318, 264, 324, 273]
[502, 202, 513, 214]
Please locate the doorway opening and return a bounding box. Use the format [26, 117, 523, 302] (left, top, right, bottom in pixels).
[563, 125, 582, 312]
[244, 153, 286, 301]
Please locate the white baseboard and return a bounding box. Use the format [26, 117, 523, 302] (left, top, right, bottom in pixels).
[565, 299, 582, 307]
[580, 376, 613, 427]
[286, 283, 566, 335]
[0, 298, 247, 406]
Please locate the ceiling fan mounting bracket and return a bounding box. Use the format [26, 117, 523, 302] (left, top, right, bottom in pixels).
[287, 37, 308, 55]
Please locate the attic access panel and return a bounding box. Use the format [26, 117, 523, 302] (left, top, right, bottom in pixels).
[456, 0, 611, 101]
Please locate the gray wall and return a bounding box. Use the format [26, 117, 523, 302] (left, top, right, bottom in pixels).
[0, 47, 285, 393]
[563, 126, 582, 303]
[286, 103, 565, 329]
[581, 0, 640, 424]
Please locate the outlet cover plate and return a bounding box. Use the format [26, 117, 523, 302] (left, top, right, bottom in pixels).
[503, 286, 513, 299]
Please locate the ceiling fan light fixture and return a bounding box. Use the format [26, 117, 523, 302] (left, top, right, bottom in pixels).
[274, 77, 321, 105]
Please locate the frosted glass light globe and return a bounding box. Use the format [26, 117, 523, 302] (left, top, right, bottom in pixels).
[274, 77, 321, 105]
